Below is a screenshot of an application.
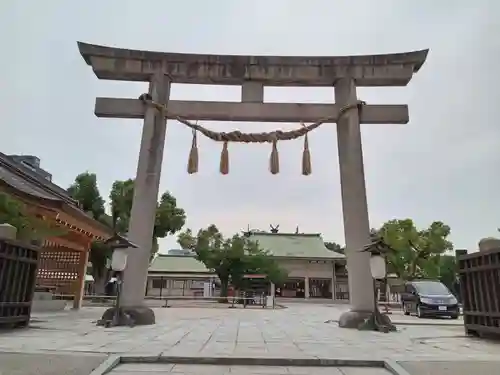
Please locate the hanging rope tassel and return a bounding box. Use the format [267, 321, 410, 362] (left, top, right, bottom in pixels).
[220, 141, 229, 175]
[302, 132, 312, 176]
[187, 129, 199, 174]
[269, 138, 280, 175]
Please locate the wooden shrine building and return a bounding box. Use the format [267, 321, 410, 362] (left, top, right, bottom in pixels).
[0, 152, 112, 308]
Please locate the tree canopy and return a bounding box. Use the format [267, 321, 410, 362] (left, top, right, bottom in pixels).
[178, 225, 287, 297]
[67, 172, 110, 292]
[438, 254, 458, 294]
[374, 219, 453, 281]
[0, 192, 34, 239]
[324, 241, 344, 254]
[0, 191, 62, 243]
[67, 172, 105, 221]
[109, 179, 134, 233]
[109, 179, 187, 257]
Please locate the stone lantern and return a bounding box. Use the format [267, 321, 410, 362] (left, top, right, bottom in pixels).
[358, 237, 397, 333]
[97, 233, 138, 328]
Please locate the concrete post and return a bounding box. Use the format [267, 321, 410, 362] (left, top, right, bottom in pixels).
[334, 78, 375, 328]
[114, 73, 170, 324]
[242, 82, 264, 103]
[332, 262, 336, 301]
[304, 276, 310, 299]
[0, 223, 17, 239]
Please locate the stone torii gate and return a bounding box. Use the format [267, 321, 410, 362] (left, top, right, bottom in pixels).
[78, 42, 428, 327]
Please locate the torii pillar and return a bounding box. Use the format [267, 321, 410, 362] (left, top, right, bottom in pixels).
[77, 42, 428, 326]
[335, 78, 377, 327]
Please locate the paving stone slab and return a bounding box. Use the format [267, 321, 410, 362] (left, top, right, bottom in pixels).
[1, 304, 498, 363]
[397, 360, 500, 375]
[0, 351, 109, 375]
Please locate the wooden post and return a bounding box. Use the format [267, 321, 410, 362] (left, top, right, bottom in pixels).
[73, 248, 89, 309]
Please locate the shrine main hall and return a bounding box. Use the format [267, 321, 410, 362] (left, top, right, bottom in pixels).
[147, 231, 349, 301]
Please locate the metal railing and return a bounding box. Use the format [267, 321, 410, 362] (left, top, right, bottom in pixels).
[458, 248, 500, 339]
[0, 239, 40, 328]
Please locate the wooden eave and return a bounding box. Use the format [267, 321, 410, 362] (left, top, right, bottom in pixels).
[56, 206, 111, 241]
[44, 236, 87, 252]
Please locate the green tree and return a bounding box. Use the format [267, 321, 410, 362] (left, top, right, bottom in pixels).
[109, 179, 134, 233]
[110, 179, 186, 260]
[68, 172, 111, 294]
[177, 225, 287, 299]
[324, 241, 344, 254]
[439, 254, 458, 294]
[375, 219, 453, 281]
[0, 192, 33, 239]
[0, 191, 63, 243]
[67, 172, 105, 220]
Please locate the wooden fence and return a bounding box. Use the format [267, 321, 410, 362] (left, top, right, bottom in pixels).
[458, 247, 500, 338]
[0, 239, 40, 328]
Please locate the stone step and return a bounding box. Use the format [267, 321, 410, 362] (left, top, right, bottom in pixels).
[109, 363, 391, 375]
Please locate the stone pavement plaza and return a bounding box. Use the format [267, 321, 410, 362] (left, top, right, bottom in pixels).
[0, 304, 499, 374]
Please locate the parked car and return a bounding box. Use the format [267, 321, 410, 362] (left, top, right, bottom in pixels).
[401, 280, 459, 319]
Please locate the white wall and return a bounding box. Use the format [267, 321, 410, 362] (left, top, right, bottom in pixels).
[278, 259, 335, 279]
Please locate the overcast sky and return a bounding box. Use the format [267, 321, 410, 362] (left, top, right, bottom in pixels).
[1, 0, 498, 252]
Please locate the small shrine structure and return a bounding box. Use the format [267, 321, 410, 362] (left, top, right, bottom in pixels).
[0, 153, 111, 309]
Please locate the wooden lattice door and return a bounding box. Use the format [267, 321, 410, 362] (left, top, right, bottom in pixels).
[36, 249, 82, 296]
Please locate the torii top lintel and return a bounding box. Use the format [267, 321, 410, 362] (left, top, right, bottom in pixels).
[77, 42, 428, 87]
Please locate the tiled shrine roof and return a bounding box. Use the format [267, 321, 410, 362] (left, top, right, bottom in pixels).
[0, 152, 111, 240]
[248, 232, 345, 260]
[0, 152, 76, 204]
[149, 254, 211, 274]
[148, 233, 345, 274]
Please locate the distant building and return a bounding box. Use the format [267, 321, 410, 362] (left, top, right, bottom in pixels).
[146, 232, 349, 301]
[166, 248, 195, 256]
[7, 154, 52, 181]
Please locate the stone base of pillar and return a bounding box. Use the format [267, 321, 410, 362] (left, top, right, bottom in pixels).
[338, 309, 373, 329]
[100, 306, 155, 326]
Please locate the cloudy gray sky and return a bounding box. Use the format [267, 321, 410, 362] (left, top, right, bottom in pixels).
[1, 0, 499, 252]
